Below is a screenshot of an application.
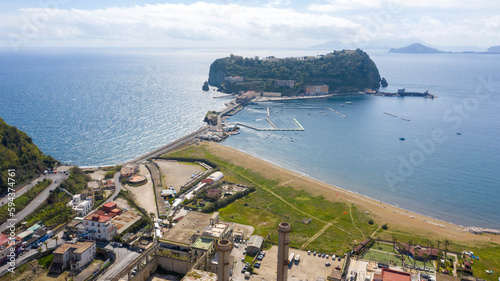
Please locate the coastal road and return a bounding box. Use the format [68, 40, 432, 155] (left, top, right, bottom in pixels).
[131, 125, 209, 163]
[98, 243, 139, 281]
[0, 172, 67, 207]
[106, 172, 122, 204]
[0, 173, 69, 233]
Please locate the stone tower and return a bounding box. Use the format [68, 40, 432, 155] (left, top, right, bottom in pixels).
[277, 222, 292, 281]
[216, 239, 232, 281]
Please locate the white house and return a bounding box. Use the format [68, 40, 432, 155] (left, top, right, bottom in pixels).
[68, 194, 94, 217]
[83, 213, 117, 241]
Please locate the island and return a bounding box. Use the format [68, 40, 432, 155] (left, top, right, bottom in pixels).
[389, 43, 445, 53]
[207, 49, 384, 96]
[487, 45, 500, 53]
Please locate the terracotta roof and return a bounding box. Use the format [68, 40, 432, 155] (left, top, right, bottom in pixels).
[381, 268, 411, 281]
[84, 213, 112, 223]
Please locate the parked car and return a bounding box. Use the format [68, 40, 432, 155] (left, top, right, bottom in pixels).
[325, 262, 331, 267]
[322, 253, 326, 258]
[335, 266, 341, 270]
[313, 251, 317, 256]
[338, 256, 341, 261]
[254, 262, 261, 268]
[257, 255, 264, 260]
[308, 250, 311, 255]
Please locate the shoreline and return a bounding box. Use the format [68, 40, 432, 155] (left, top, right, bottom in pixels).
[202, 141, 500, 243]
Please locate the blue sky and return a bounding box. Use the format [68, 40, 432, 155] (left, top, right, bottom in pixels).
[0, 0, 499, 50]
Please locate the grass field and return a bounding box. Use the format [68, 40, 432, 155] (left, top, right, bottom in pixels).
[167, 145, 379, 255]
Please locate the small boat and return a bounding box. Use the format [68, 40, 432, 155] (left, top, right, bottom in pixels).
[346, 102, 352, 104]
[233, 131, 240, 135]
[456, 132, 462, 135]
[340, 104, 344, 107]
[399, 137, 405, 141]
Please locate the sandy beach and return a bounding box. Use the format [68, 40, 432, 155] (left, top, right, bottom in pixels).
[201, 142, 500, 245]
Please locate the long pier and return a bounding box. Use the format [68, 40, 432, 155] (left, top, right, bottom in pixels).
[237, 117, 305, 131]
[266, 118, 278, 129]
[328, 108, 346, 118]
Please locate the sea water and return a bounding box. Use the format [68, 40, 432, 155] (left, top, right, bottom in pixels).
[0, 49, 498, 229]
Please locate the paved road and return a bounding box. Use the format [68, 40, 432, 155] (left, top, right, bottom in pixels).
[0, 173, 67, 207]
[131, 125, 208, 163]
[0, 173, 69, 233]
[98, 242, 139, 281]
[105, 172, 122, 204]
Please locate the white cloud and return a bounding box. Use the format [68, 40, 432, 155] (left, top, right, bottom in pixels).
[0, 2, 359, 48]
[0, 1, 499, 49]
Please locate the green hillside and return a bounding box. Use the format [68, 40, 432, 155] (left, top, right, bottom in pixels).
[0, 118, 58, 195]
[208, 49, 382, 95]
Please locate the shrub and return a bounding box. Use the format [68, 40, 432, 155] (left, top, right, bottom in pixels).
[381, 224, 388, 230]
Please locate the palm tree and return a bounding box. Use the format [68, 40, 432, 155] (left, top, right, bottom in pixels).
[43, 240, 49, 252]
[392, 235, 397, 252]
[422, 253, 429, 271]
[52, 236, 59, 247]
[444, 239, 450, 260]
[437, 240, 441, 252]
[429, 242, 435, 267]
[413, 247, 420, 269]
[408, 239, 413, 261]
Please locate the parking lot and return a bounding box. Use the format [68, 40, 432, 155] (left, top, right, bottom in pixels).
[248, 246, 344, 280]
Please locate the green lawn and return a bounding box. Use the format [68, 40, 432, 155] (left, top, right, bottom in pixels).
[167, 145, 377, 255]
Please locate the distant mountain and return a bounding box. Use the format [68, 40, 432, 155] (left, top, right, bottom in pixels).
[389, 43, 445, 53]
[311, 38, 426, 50]
[487, 46, 500, 53]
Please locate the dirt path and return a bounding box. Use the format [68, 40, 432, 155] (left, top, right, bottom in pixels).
[300, 222, 332, 250]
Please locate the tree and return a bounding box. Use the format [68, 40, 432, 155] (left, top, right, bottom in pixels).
[413, 247, 419, 269]
[52, 236, 59, 247]
[376, 236, 381, 249]
[392, 235, 398, 252]
[444, 239, 450, 260]
[429, 242, 435, 261]
[422, 253, 429, 271]
[43, 240, 49, 252]
[437, 240, 441, 252]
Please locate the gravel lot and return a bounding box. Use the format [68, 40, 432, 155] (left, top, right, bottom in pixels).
[156, 160, 204, 192]
[250, 246, 343, 281]
[126, 164, 157, 217]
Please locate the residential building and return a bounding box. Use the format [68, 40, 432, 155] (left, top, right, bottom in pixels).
[275, 80, 295, 88]
[305, 85, 329, 96]
[0, 233, 22, 264]
[68, 194, 93, 217]
[224, 76, 244, 82]
[51, 240, 96, 273]
[120, 164, 139, 178]
[83, 212, 117, 241]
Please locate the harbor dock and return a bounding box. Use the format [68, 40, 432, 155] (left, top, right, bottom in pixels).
[236, 117, 305, 131]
